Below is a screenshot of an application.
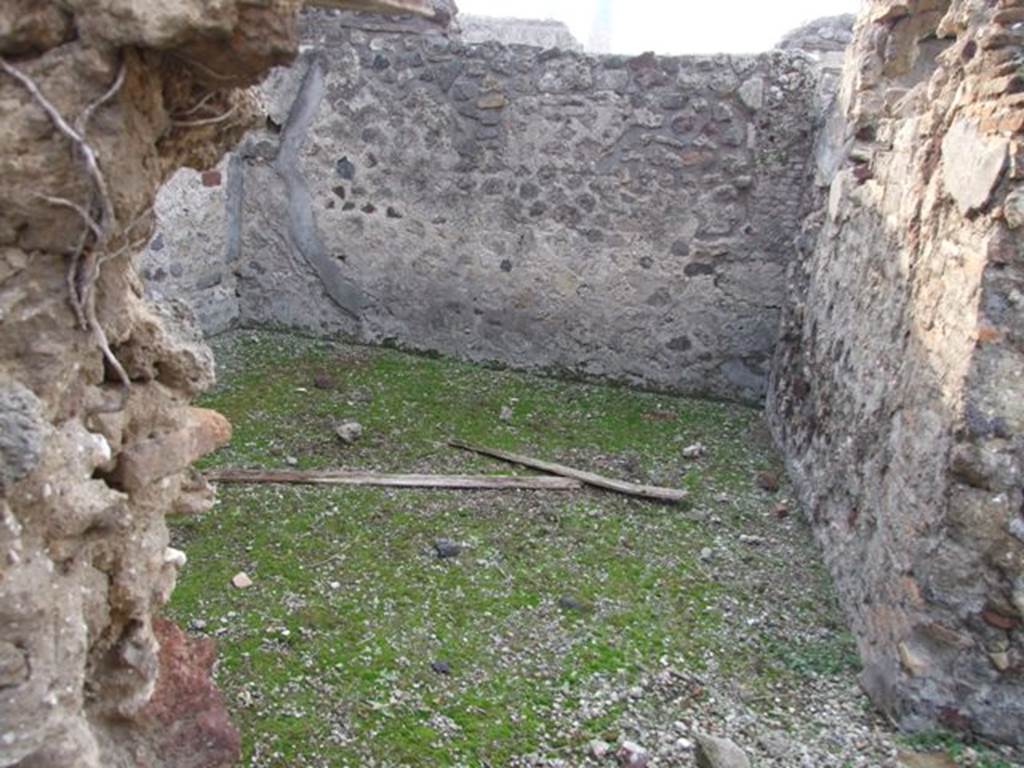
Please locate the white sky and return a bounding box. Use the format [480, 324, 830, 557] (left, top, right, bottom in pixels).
[456, 0, 864, 55]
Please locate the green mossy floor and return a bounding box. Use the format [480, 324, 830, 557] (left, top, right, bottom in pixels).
[170, 331, 867, 767]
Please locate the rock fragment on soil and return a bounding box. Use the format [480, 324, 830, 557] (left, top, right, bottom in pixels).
[557, 595, 586, 612]
[682, 443, 707, 459]
[231, 572, 253, 589]
[433, 538, 461, 559]
[590, 739, 611, 758]
[616, 740, 650, 767]
[758, 730, 795, 759]
[756, 471, 780, 492]
[335, 420, 364, 444]
[695, 733, 750, 768]
[313, 372, 335, 389]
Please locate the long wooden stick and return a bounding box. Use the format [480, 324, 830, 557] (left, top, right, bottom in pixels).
[205, 468, 583, 491]
[448, 440, 688, 504]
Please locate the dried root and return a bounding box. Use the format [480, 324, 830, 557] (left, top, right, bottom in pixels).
[0, 55, 136, 389]
[76, 61, 127, 137]
[0, 56, 119, 236]
[168, 84, 240, 133]
[171, 103, 238, 128]
[85, 290, 131, 388]
[38, 195, 103, 240]
[173, 91, 218, 118]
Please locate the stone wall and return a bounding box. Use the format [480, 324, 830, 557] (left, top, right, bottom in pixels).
[776, 14, 857, 61]
[142, 11, 823, 402]
[141, 159, 241, 335]
[0, 2, 450, 767]
[768, 0, 1024, 745]
[458, 14, 582, 51]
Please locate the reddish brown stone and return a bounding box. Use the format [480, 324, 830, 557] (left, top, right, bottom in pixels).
[138, 618, 240, 768]
[977, 325, 1003, 344]
[938, 707, 974, 733]
[997, 113, 1024, 134]
[756, 471, 781, 492]
[679, 151, 712, 166]
[116, 408, 232, 491]
[994, 7, 1024, 24]
[853, 162, 874, 183]
[981, 609, 1020, 630]
[201, 171, 222, 187]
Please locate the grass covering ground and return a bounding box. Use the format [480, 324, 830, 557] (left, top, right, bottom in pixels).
[167, 331, 1016, 768]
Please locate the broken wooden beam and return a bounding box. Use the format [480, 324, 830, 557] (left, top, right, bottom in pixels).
[204, 468, 583, 491]
[448, 440, 688, 504]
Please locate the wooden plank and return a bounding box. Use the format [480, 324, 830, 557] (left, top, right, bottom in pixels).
[204, 468, 583, 491]
[448, 439, 688, 504]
